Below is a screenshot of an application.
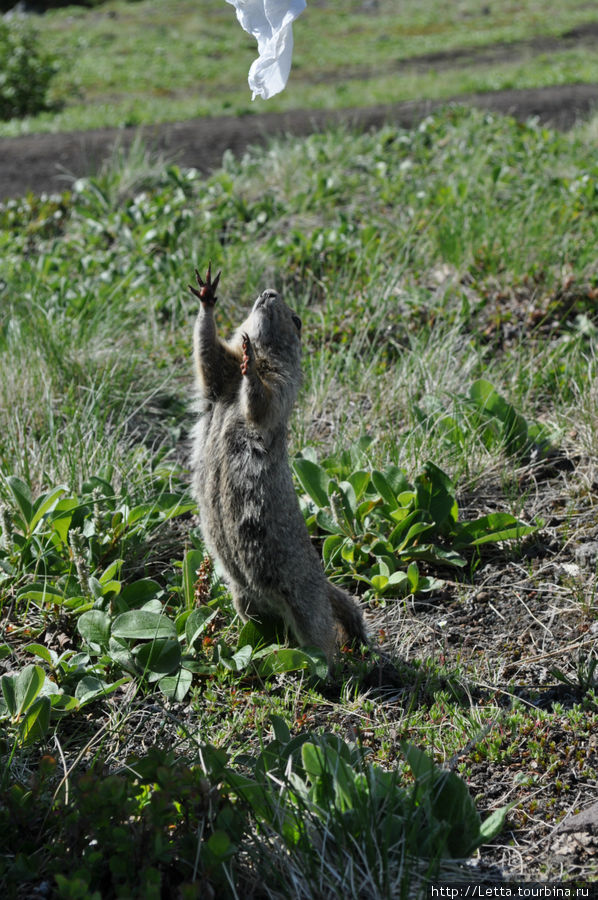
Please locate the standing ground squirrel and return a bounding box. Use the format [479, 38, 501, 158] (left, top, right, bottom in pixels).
[189, 264, 367, 668]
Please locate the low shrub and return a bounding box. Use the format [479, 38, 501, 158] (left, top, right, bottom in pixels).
[0, 18, 58, 120]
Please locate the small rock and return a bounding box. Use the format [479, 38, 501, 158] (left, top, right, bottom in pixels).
[574, 542, 598, 568]
[554, 798, 598, 833]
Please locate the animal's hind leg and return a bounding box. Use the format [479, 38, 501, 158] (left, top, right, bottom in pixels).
[229, 583, 287, 642]
[229, 582, 260, 623]
[285, 598, 337, 669]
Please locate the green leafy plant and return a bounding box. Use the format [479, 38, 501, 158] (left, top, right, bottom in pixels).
[0, 19, 58, 121]
[467, 379, 556, 458]
[226, 719, 513, 889]
[0, 744, 248, 898]
[0, 664, 51, 746]
[293, 440, 536, 601]
[551, 651, 598, 697]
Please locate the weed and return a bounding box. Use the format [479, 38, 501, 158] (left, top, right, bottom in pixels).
[2, 106, 598, 888]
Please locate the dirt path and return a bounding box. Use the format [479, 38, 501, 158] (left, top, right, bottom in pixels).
[2, 82, 598, 201]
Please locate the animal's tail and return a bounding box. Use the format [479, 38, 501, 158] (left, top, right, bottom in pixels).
[328, 583, 368, 646]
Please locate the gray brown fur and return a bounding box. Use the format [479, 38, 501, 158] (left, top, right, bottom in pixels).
[189, 267, 367, 668]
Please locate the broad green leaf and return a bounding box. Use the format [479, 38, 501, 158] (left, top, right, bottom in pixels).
[258, 648, 315, 677]
[455, 513, 536, 547]
[231, 645, 252, 670]
[315, 508, 341, 534]
[356, 498, 379, 521]
[301, 741, 327, 779]
[74, 675, 109, 703]
[82, 475, 114, 497]
[107, 637, 136, 674]
[118, 579, 163, 609]
[293, 458, 330, 508]
[183, 548, 207, 608]
[125, 495, 195, 526]
[347, 470, 370, 501]
[340, 538, 355, 563]
[270, 715, 291, 744]
[1, 673, 16, 715]
[436, 415, 466, 446]
[133, 639, 181, 679]
[402, 741, 437, 782]
[338, 481, 358, 515]
[398, 520, 434, 551]
[388, 510, 420, 545]
[433, 769, 481, 858]
[147, 492, 196, 517]
[98, 559, 123, 585]
[401, 544, 466, 567]
[322, 533, 344, 565]
[112, 610, 176, 640]
[236, 619, 266, 651]
[377, 558, 392, 578]
[29, 485, 68, 532]
[369, 574, 388, 593]
[100, 580, 121, 597]
[470, 378, 502, 415]
[47, 498, 79, 546]
[407, 562, 420, 590]
[141, 598, 165, 614]
[208, 829, 233, 859]
[3, 665, 46, 718]
[88, 576, 104, 601]
[24, 644, 56, 666]
[161, 499, 196, 521]
[381, 571, 410, 597]
[125, 503, 155, 525]
[158, 667, 193, 701]
[16, 583, 65, 605]
[0, 558, 15, 579]
[384, 466, 412, 497]
[402, 742, 482, 858]
[415, 461, 458, 529]
[19, 695, 51, 745]
[78, 610, 111, 648]
[476, 802, 517, 849]
[371, 470, 398, 508]
[79, 676, 129, 705]
[186, 607, 218, 648]
[470, 379, 529, 454]
[6, 476, 33, 529]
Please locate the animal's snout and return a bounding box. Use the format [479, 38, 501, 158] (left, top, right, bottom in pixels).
[254, 289, 279, 311]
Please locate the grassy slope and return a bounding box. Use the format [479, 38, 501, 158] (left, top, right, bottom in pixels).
[1, 0, 598, 135]
[1, 106, 598, 892]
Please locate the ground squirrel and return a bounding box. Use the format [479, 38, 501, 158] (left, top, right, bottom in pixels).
[189, 264, 367, 668]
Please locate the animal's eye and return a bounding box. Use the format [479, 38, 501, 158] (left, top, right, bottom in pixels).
[292, 314, 302, 332]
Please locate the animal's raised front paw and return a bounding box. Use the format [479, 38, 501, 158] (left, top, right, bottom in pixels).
[188, 262, 221, 307]
[240, 332, 254, 376]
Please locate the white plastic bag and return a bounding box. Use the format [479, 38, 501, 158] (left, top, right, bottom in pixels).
[225, 0, 306, 100]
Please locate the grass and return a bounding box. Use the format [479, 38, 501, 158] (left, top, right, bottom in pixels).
[2, 106, 598, 893]
[1, 0, 598, 135]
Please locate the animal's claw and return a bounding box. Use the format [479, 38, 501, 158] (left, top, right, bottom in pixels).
[189, 262, 221, 306]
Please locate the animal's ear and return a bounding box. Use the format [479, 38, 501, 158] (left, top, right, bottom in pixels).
[291, 314, 302, 333]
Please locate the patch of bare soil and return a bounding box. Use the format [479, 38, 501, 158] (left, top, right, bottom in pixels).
[368, 452, 598, 885]
[1, 81, 598, 202]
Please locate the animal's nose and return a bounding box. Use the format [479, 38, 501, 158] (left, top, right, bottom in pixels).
[261, 289, 278, 300]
